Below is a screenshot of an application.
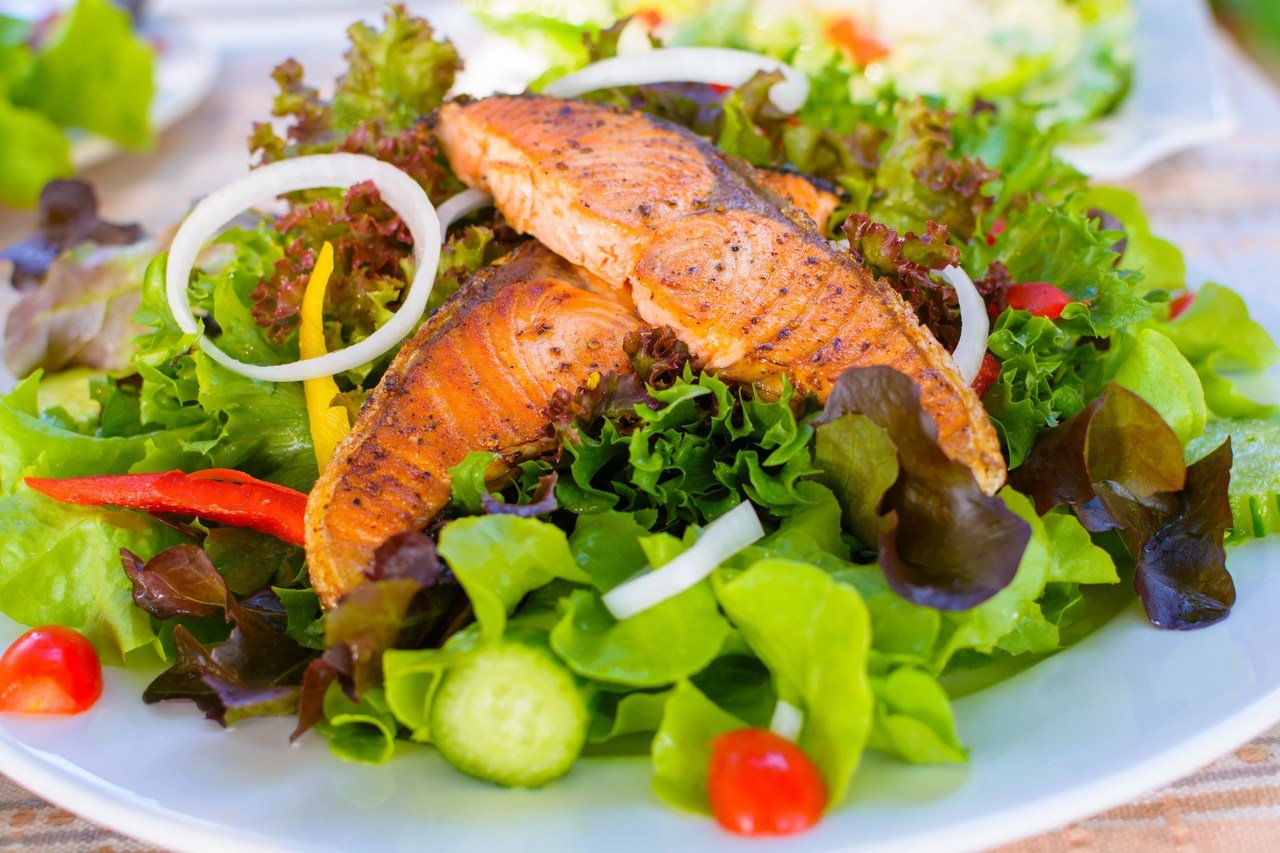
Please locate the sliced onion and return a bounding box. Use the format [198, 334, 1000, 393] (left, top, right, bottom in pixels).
[436, 188, 493, 236]
[769, 700, 804, 742]
[602, 501, 764, 620]
[543, 47, 809, 114]
[940, 265, 989, 385]
[166, 154, 441, 383]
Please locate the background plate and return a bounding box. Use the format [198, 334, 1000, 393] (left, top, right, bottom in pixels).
[1060, 0, 1236, 178]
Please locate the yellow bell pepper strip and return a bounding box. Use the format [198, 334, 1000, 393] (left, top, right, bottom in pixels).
[299, 242, 351, 470]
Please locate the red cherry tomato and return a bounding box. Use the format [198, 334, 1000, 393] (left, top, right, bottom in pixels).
[0, 626, 103, 716]
[826, 17, 889, 66]
[708, 728, 827, 836]
[708, 83, 733, 95]
[1169, 291, 1194, 319]
[971, 352, 1002, 397]
[1005, 282, 1077, 320]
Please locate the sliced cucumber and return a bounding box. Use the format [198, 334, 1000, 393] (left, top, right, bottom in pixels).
[431, 636, 589, 788]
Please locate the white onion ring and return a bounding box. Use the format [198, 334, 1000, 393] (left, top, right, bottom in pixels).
[769, 699, 804, 742]
[543, 47, 810, 114]
[939, 265, 989, 385]
[602, 501, 764, 620]
[166, 154, 479, 384]
[437, 188, 494, 233]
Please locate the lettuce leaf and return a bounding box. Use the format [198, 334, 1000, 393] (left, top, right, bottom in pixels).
[436, 515, 586, 640]
[0, 100, 71, 207]
[815, 366, 1032, 611]
[1160, 283, 1280, 419]
[0, 493, 178, 662]
[1111, 328, 1206, 447]
[867, 667, 966, 764]
[1010, 383, 1235, 629]
[11, 0, 154, 148]
[714, 559, 874, 804]
[551, 529, 730, 686]
[1188, 419, 1280, 542]
[651, 679, 747, 814]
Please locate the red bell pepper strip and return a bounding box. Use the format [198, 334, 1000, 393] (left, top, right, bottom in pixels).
[24, 470, 308, 547]
[1169, 291, 1194, 319]
[1005, 283, 1080, 320]
[971, 352, 1002, 397]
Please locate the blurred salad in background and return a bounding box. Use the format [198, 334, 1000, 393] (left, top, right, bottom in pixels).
[0, 0, 155, 207]
[471, 0, 1133, 129]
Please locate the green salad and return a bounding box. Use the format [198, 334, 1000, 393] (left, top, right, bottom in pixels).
[1, 3, 1278, 836]
[473, 0, 1134, 129]
[0, 0, 155, 207]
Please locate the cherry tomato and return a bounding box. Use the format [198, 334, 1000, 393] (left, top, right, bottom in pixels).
[634, 7, 663, 28]
[1005, 282, 1077, 320]
[1169, 291, 1194, 319]
[826, 17, 889, 66]
[708, 83, 732, 95]
[0, 626, 103, 716]
[971, 352, 1002, 397]
[708, 728, 827, 836]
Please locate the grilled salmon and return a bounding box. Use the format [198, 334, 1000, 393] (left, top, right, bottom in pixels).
[756, 169, 841, 232]
[436, 96, 1006, 494]
[306, 242, 641, 606]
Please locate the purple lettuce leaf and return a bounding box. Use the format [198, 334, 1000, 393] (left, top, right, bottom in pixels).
[815, 366, 1031, 611]
[1009, 383, 1235, 629]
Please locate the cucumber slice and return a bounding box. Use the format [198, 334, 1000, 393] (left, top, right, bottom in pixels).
[431, 638, 589, 788]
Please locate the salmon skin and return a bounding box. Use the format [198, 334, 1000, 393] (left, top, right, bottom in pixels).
[437, 96, 1006, 494]
[306, 241, 641, 606]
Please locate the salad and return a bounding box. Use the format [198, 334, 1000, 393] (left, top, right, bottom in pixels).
[1, 3, 1279, 838]
[0, 0, 155, 207]
[473, 0, 1134, 129]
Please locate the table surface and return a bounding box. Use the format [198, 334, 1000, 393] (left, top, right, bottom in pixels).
[4, 5, 1280, 851]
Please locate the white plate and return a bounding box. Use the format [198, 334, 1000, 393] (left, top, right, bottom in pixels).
[69, 21, 220, 170]
[1059, 0, 1236, 179]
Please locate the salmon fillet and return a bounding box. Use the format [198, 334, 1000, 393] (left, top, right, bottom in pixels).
[306, 242, 641, 606]
[436, 96, 1006, 494]
[756, 169, 841, 232]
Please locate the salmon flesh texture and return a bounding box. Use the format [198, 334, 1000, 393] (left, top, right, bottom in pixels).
[305, 242, 641, 606]
[436, 96, 1006, 494]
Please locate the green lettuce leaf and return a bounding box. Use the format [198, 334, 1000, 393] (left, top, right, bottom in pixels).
[0, 100, 70, 207]
[1160, 283, 1280, 419]
[1188, 419, 1280, 542]
[651, 680, 747, 815]
[551, 530, 730, 687]
[317, 685, 398, 765]
[714, 559, 873, 805]
[0, 492, 178, 662]
[867, 667, 966, 764]
[11, 0, 154, 148]
[1112, 328, 1206, 446]
[436, 515, 586, 640]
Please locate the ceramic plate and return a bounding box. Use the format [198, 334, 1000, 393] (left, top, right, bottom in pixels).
[1059, 0, 1236, 179]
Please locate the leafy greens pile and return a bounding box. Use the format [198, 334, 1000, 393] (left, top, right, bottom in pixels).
[0, 0, 154, 207]
[1, 3, 1279, 822]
